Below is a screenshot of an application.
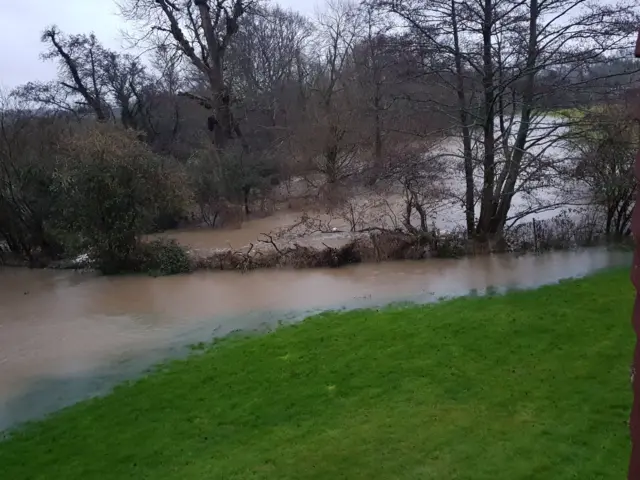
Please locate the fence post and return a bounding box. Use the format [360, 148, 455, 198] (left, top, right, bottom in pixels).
[628, 28, 640, 480]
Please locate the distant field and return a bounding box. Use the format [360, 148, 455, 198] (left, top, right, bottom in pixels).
[544, 105, 621, 120]
[543, 107, 587, 119]
[0, 268, 635, 479]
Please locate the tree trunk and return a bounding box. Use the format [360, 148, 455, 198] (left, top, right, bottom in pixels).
[325, 147, 339, 184]
[476, 0, 496, 238]
[373, 80, 383, 174]
[243, 185, 251, 215]
[194, 0, 244, 152]
[488, 0, 539, 235]
[606, 204, 615, 235]
[451, 0, 475, 236]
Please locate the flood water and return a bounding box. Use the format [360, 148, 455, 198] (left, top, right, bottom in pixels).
[0, 245, 631, 431]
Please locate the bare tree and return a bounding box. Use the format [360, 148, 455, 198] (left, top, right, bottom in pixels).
[120, 0, 254, 150]
[564, 104, 638, 236]
[226, 5, 314, 179]
[229, 5, 313, 102]
[17, 27, 111, 120]
[100, 51, 148, 129]
[375, 0, 640, 240]
[15, 26, 160, 132]
[293, 0, 364, 184]
[350, 4, 397, 180]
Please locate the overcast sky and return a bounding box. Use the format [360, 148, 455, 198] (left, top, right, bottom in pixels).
[0, 0, 630, 90]
[0, 0, 318, 90]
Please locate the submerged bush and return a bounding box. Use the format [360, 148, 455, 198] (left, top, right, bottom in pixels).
[432, 231, 467, 258]
[55, 124, 188, 274]
[138, 239, 192, 276]
[504, 211, 607, 253]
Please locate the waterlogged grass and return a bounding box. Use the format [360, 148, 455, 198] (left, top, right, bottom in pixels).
[545, 107, 587, 119]
[0, 269, 635, 479]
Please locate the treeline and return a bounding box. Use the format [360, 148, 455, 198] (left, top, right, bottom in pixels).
[1, 0, 639, 273]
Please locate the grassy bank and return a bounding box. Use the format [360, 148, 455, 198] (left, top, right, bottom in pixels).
[0, 269, 635, 479]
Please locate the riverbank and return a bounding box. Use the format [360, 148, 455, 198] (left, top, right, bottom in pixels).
[0, 268, 634, 479]
[184, 210, 628, 272]
[42, 210, 624, 275]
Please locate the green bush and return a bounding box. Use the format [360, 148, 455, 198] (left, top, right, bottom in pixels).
[0, 111, 71, 264]
[54, 124, 188, 274]
[138, 239, 192, 276]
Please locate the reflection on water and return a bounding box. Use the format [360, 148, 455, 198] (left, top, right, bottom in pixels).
[161, 210, 307, 249]
[0, 247, 631, 431]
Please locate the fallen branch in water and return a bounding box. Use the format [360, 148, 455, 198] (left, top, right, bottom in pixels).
[258, 233, 286, 256]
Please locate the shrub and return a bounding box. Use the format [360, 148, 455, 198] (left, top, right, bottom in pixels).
[0, 106, 72, 264]
[565, 104, 638, 236]
[433, 231, 467, 258]
[188, 144, 280, 225]
[55, 124, 188, 274]
[138, 239, 192, 276]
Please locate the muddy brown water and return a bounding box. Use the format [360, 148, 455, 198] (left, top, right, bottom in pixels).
[0, 239, 631, 431]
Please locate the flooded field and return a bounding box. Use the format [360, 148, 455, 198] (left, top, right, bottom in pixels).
[0, 246, 630, 430]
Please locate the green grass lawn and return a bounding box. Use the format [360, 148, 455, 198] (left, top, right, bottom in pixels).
[0, 268, 635, 479]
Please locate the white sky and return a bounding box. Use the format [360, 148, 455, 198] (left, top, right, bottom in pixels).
[0, 0, 318, 89]
[0, 0, 629, 90]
